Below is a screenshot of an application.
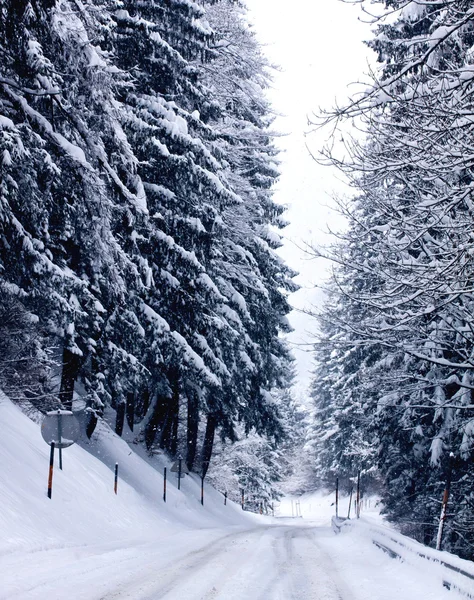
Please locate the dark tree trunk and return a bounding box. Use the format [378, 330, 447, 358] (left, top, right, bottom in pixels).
[59, 346, 81, 410]
[85, 410, 98, 439]
[144, 394, 168, 450]
[136, 388, 151, 422]
[85, 355, 101, 439]
[126, 392, 135, 432]
[201, 414, 216, 478]
[159, 407, 172, 450]
[170, 410, 178, 456]
[115, 398, 125, 437]
[186, 389, 199, 470]
[160, 383, 179, 454]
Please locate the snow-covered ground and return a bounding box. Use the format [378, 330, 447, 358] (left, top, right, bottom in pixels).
[1, 393, 471, 599]
[275, 489, 382, 523]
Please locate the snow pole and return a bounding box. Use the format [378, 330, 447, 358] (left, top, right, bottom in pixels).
[347, 487, 353, 519]
[241, 488, 244, 510]
[224, 491, 227, 505]
[47, 441, 55, 499]
[114, 463, 118, 495]
[163, 467, 167, 502]
[335, 477, 339, 518]
[356, 471, 361, 519]
[436, 453, 454, 551]
[201, 475, 204, 506]
[178, 457, 182, 490]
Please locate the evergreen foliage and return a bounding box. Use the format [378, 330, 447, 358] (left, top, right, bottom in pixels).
[309, 0, 474, 558]
[0, 0, 295, 493]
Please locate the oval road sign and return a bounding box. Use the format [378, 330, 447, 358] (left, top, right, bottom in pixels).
[41, 410, 80, 448]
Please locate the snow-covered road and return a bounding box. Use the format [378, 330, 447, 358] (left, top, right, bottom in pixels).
[3, 519, 459, 600]
[115, 525, 348, 600]
[2, 525, 350, 600]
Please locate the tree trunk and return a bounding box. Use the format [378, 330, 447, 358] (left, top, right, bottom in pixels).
[186, 389, 199, 470]
[136, 387, 151, 422]
[170, 411, 178, 456]
[126, 392, 135, 432]
[115, 398, 125, 437]
[201, 414, 216, 478]
[160, 369, 180, 454]
[144, 394, 168, 450]
[59, 346, 81, 410]
[160, 385, 179, 454]
[85, 410, 98, 439]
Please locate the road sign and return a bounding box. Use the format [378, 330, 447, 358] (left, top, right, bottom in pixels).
[41, 410, 80, 449]
[170, 460, 189, 475]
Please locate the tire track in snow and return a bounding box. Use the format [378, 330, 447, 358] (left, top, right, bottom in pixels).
[128, 526, 353, 600]
[99, 526, 274, 600]
[4, 525, 355, 600]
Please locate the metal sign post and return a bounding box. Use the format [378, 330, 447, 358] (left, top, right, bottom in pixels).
[58, 411, 63, 470]
[41, 410, 80, 498]
[170, 457, 189, 489]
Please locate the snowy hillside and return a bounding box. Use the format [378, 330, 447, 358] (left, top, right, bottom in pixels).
[0, 391, 255, 557]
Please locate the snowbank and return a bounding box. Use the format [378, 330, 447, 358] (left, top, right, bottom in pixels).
[0, 391, 255, 559]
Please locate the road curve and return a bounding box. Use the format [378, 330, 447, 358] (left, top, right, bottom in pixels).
[100, 525, 350, 600]
[2, 525, 353, 600]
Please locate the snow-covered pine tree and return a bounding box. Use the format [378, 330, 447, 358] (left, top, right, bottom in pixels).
[0, 0, 137, 417]
[1, 0, 296, 485]
[311, 0, 474, 556]
[200, 0, 297, 442]
[108, 0, 242, 456]
[308, 198, 384, 491]
[107, 0, 296, 473]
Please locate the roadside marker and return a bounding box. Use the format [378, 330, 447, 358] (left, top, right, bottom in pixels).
[114, 463, 118, 494]
[47, 442, 55, 499]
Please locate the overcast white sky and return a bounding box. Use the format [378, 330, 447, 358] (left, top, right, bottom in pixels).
[247, 0, 374, 397]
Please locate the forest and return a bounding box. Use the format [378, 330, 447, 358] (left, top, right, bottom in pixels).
[309, 0, 474, 560]
[3, 0, 474, 562]
[0, 0, 299, 510]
